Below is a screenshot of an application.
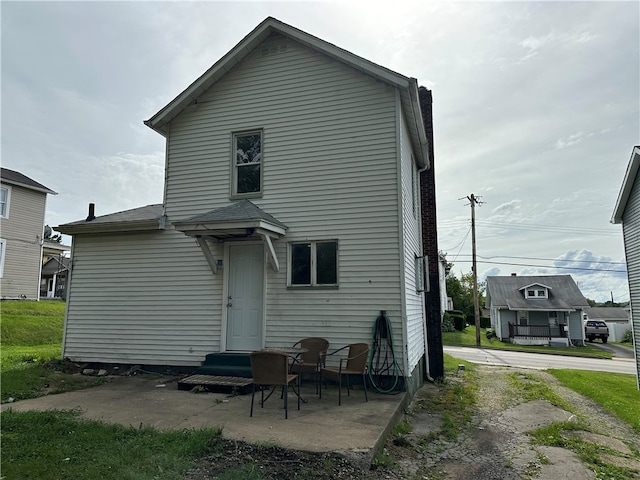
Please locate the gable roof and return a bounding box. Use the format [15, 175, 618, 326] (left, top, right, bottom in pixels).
[519, 282, 552, 291]
[56, 204, 164, 234]
[1, 168, 56, 195]
[486, 275, 589, 311]
[143, 17, 429, 169]
[612, 145, 640, 224]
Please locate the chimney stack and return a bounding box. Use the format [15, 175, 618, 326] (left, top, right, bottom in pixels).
[86, 203, 96, 222]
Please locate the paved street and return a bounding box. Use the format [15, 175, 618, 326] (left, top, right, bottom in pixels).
[443, 346, 636, 374]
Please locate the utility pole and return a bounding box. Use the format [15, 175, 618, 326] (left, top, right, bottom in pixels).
[467, 194, 482, 347]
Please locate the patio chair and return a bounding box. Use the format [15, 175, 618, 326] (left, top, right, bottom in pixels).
[250, 351, 300, 419]
[319, 343, 369, 406]
[290, 337, 329, 391]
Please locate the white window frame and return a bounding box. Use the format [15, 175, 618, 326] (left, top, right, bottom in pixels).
[231, 130, 263, 199]
[415, 254, 428, 293]
[0, 238, 6, 278]
[526, 287, 548, 299]
[288, 240, 338, 288]
[0, 185, 10, 219]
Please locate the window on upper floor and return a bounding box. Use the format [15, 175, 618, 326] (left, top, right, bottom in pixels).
[232, 131, 262, 198]
[0, 186, 10, 218]
[289, 240, 338, 287]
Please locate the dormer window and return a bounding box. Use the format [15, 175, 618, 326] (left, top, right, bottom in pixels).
[524, 285, 548, 299]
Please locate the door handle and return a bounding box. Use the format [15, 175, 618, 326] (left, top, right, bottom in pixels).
[227, 302, 233, 308]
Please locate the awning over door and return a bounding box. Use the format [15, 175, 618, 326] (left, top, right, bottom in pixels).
[173, 200, 287, 273]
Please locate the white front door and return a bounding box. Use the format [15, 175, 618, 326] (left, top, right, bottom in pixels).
[226, 244, 264, 351]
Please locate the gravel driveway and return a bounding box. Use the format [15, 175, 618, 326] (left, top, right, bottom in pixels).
[186, 364, 640, 479]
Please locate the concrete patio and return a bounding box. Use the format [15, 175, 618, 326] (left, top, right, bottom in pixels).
[1, 372, 407, 463]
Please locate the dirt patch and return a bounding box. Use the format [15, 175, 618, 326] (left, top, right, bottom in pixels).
[184, 365, 640, 479]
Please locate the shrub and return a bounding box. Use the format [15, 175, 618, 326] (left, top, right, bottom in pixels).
[621, 329, 633, 344]
[442, 312, 456, 333]
[485, 328, 496, 340]
[480, 316, 491, 329]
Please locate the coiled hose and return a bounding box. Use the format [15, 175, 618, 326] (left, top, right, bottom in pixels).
[368, 311, 404, 393]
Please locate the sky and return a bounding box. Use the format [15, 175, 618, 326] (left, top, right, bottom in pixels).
[2, 1, 638, 303]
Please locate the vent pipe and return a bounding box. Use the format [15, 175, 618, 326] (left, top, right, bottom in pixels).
[86, 203, 96, 222]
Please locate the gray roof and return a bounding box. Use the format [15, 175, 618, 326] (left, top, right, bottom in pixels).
[56, 204, 164, 234]
[487, 275, 589, 311]
[180, 200, 287, 228]
[583, 307, 630, 321]
[1, 168, 56, 194]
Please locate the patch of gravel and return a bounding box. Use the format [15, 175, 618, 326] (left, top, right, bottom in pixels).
[184, 365, 640, 479]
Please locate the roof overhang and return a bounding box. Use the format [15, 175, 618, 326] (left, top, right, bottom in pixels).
[518, 283, 552, 291]
[56, 219, 164, 235]
[612, 146, 640, 224]
[143, 17, 429, 169]
[173, 219, 286, 240]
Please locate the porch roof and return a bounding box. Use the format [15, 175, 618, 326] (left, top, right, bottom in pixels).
[172, 200, 287, 239]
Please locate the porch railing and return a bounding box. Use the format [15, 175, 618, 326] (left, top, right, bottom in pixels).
[508, 323, 567, 339]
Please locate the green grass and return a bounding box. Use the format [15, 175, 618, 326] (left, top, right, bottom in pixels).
[506, 372, 574, 413]
[1, 409, 222, 480]
[443, 326, 612, 358]
[0, 300, 106, 402]
[549, 369, 640, 433]
[529, 421, 639, 480]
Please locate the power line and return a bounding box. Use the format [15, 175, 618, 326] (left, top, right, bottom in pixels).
[452, 254, 626, 265]
[453, 259, 626, 273]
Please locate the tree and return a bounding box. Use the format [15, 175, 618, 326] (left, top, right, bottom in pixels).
[445, 269, 486, 323]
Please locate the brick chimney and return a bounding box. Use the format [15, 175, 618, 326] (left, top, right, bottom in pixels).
[419, 87, 444, 379]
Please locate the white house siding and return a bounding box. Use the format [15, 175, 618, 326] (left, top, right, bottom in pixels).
[63, 229, 223, 365]
[0, 185, 46, 300]
[568, 310, 584, 344]
[499, 309, 516, 341]
[399, 106, 425, 375]
[163, 35, 406, 365]
[621, 166, 640, 387]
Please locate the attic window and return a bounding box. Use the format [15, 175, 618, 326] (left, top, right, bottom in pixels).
[526, 288, 548, 299]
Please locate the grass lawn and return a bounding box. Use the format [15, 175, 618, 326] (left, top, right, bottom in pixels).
[442, 325, 612, 359]
[549, 369, 640, 433]
[1, 409, 221, 480]
[1, 301, 105, 402]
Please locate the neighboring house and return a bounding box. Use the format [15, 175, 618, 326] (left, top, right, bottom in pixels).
[0, 168, 57, 300]
[611, 145, 640, 389]
[486, 274, 589, 346]
[582, 307, 631, 343]
[57, 18, 441, 394]
[40, 255, 70, 299]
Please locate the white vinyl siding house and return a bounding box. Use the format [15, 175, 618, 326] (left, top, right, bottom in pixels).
[63, 229, 222, 365]
[612, 145, 640, 389]
[0, 169, 56, 300]
[58, 18, 436, 393]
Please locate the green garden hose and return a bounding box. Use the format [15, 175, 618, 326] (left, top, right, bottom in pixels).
[368, 311, 403, 393]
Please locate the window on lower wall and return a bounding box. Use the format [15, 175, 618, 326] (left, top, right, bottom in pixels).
[0, 238, 5, 277]
[289, 240, 338, 287]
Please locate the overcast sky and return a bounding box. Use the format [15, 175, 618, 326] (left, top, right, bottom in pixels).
[2, 1, 638, 303]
